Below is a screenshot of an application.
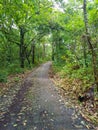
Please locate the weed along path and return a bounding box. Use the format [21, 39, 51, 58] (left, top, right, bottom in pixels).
[0, 62, 93, 130]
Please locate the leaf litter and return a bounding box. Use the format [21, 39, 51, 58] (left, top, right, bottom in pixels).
[49, 68, 98, 129]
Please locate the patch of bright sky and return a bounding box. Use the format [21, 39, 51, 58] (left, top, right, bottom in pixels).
[54, 0, 68, 12]
[63, 0, 68, 3]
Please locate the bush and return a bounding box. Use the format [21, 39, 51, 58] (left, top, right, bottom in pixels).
[8, 63, 24, 74]
[52, 61, 94, 85]
[0, 71, 8, 82]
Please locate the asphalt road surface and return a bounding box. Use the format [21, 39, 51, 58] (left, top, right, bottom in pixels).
[0, 62, 93, 130]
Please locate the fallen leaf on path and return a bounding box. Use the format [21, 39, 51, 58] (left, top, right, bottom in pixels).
[13, 124, 18, 127]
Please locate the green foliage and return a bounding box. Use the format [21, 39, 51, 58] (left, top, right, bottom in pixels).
[0, 71, 8, 82]
[7, 64, 24, 74]
[14, 77, 20, 82]
[53, 61, 94, 86]
[0, 0, 53, 77]
[52, 62, 65, 73]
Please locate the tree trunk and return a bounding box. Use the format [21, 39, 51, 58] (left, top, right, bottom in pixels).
[43, 44, 45, 59]
[52, 42, 55, 61]
[31, 43, 35, 64]
[25, 50, 31, 67]
[19, 26, 25, 68]
[83, 0, 98, 91]
[82, 40, 88, 67]
[83, 47, 88, 67]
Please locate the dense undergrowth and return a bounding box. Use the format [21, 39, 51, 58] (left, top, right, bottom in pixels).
[51, 61, 98, 126]
[52, 61, 97, 92]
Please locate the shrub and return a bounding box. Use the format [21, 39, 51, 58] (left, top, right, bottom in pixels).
[0, 71, 8, 82]
[8, 63, 24, 74]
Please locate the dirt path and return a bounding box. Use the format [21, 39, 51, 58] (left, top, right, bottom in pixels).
[0, 62, 93, 130]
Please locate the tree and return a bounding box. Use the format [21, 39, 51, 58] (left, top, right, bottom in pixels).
[83, 0, 98, 91]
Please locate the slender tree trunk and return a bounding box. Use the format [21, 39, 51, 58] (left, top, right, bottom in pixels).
[31, 43, 35, 64]
[19, 26, 25, 68]
[25, 50, 31, 66]
[52, 42, 55, 61]
[83, 0, 98, 91]
[83, 40, 88, 67]
[43, 44, 45, 59]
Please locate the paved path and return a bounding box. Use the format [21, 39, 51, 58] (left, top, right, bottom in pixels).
[0, 62, 91, 130]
